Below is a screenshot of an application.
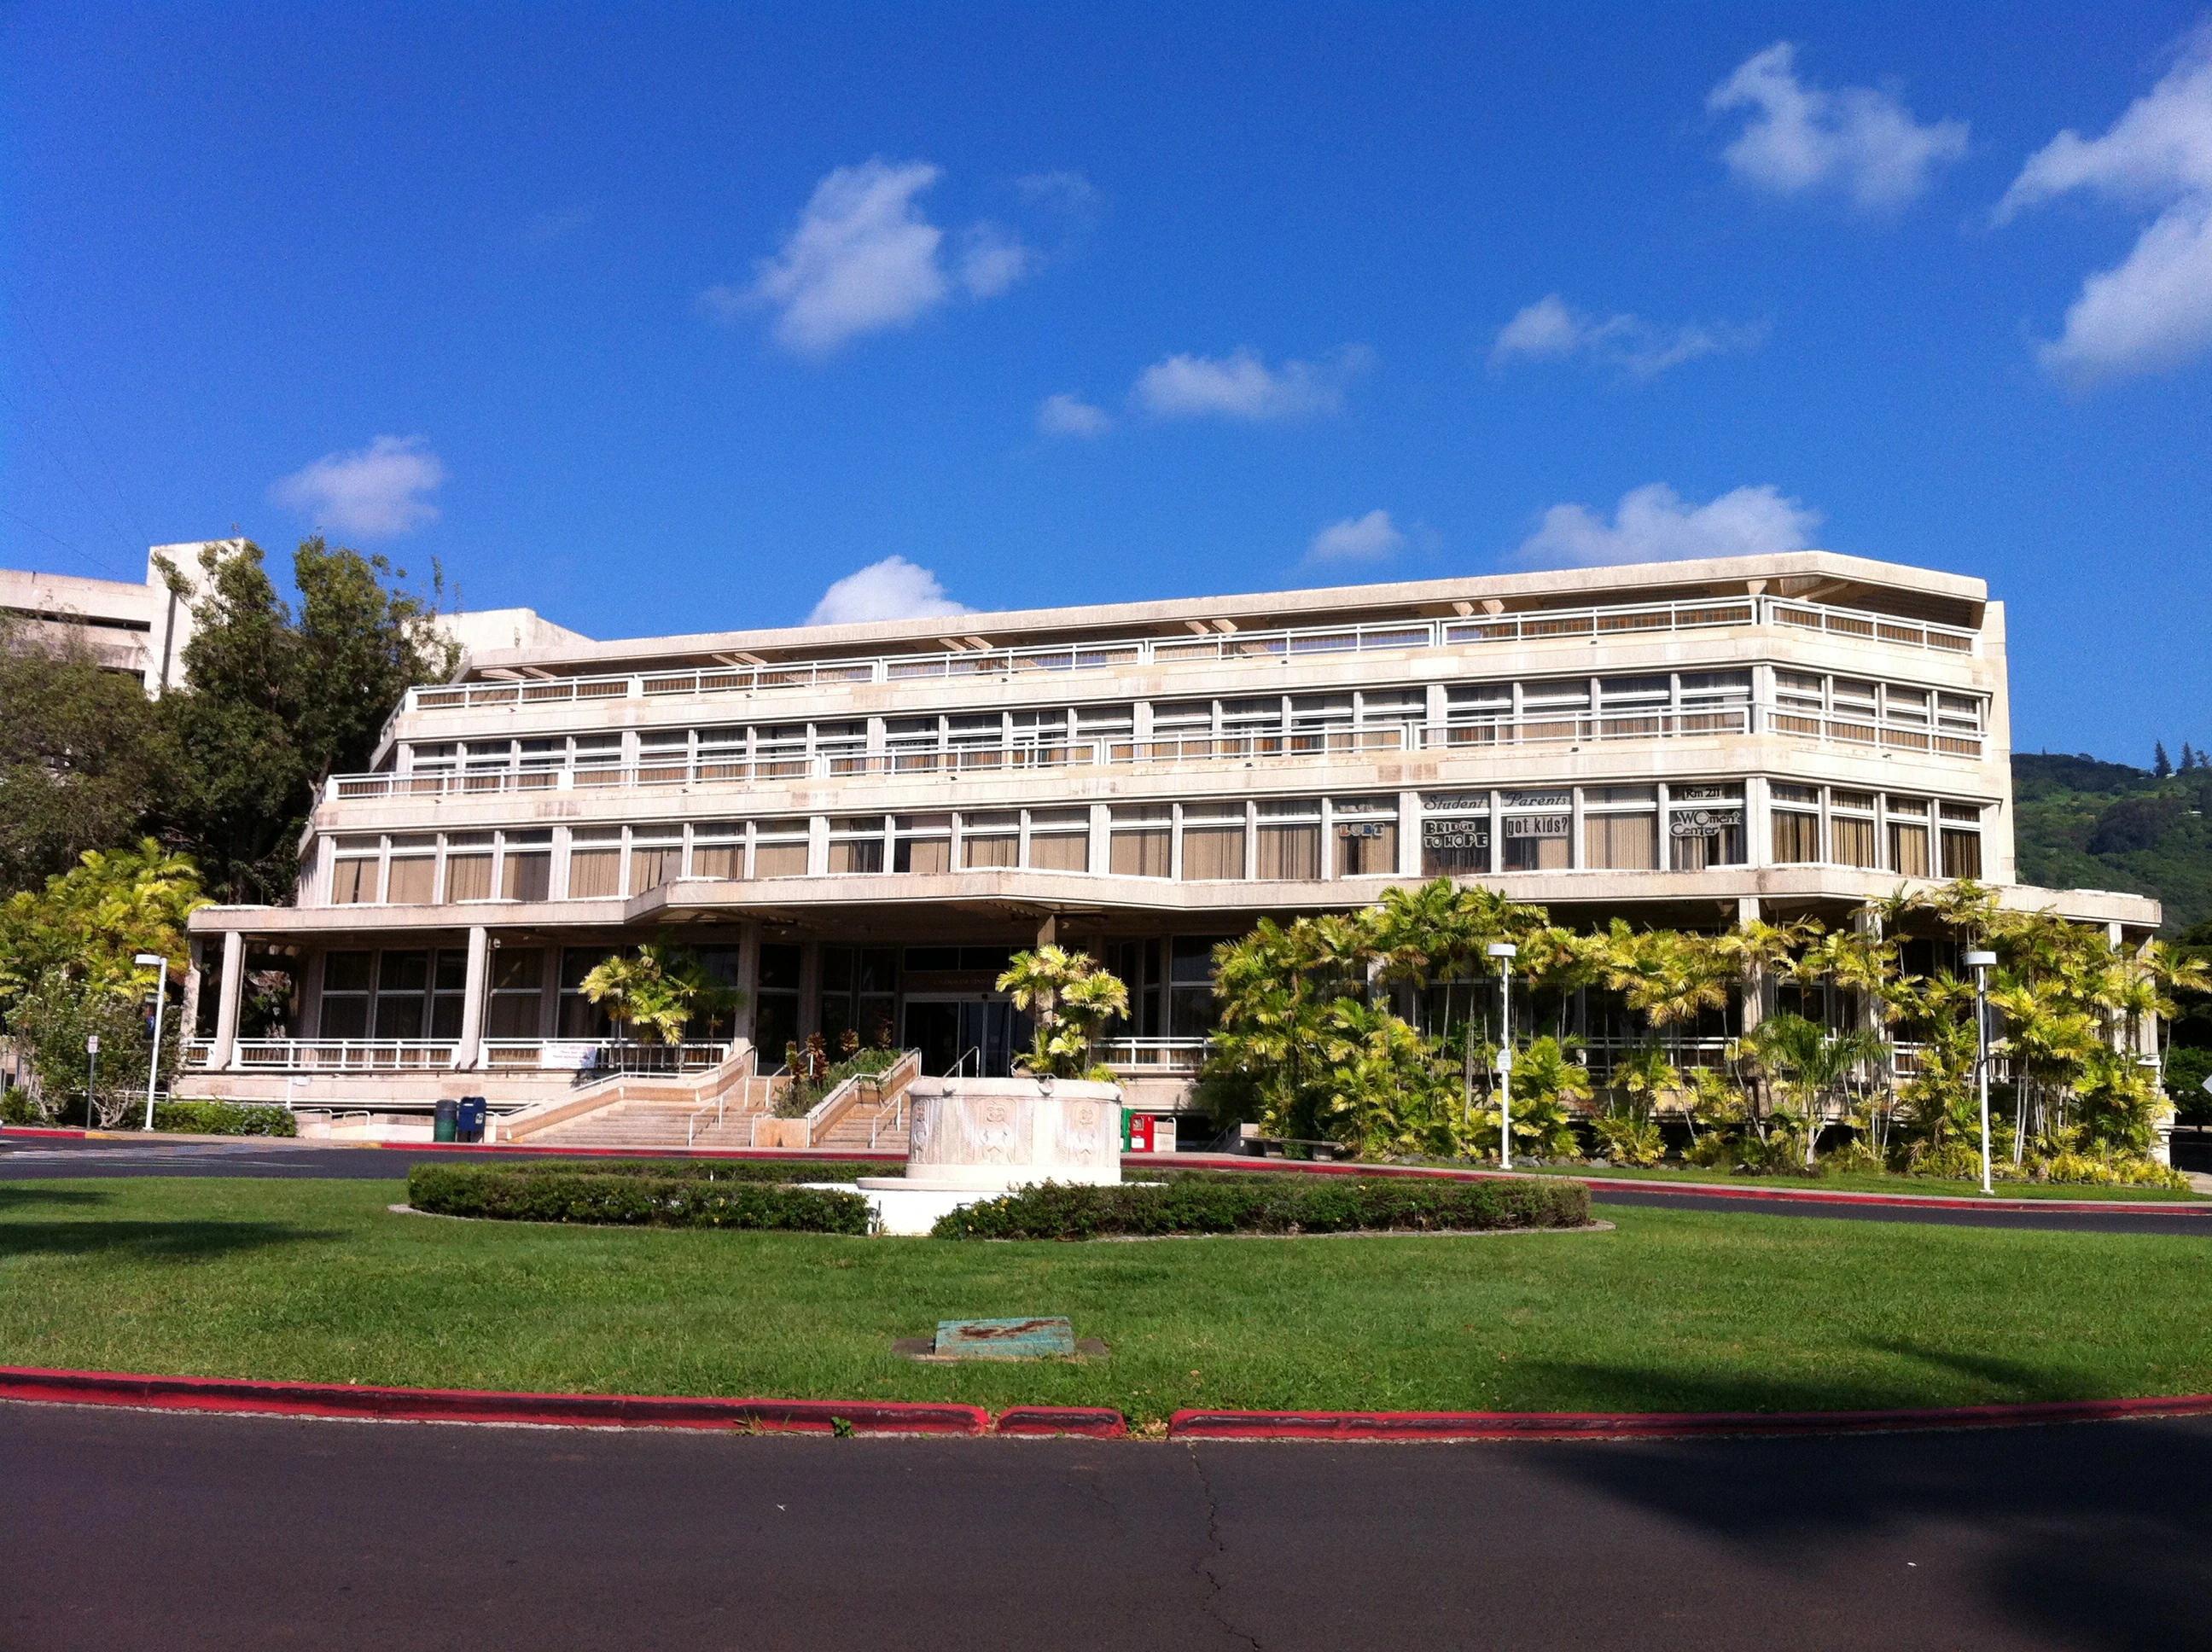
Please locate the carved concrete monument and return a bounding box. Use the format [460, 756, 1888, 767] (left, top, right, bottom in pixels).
[849, 1075, 1122, 1233]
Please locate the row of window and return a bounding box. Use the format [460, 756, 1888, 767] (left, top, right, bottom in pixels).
[1770, 785, 1985, 878]
[396, 669, 1984, 777]
[321, 782, 1988, 903]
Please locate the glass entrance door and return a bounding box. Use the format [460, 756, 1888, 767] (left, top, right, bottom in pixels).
[902, 998, 1033, 1077]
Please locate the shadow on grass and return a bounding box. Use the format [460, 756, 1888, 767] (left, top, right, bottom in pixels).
[0, 1185, 111, 1211]
[0, 1219, 338, 1262]
[1521, 1357, 2212, 1652]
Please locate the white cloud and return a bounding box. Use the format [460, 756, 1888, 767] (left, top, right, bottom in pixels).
[1014, 170, 1099, 212]
[1131, 346, 1370, 421]
[1708, 43, 1967, 210]
[1306, 509, 1406, 564]
[1491, 294, 1767, 379]
[1037, 393, 1114, 437]
[806, 556, 969, 626]
[958, 224, 1033, 299]
[1516, 483, 1821, 569]
[270, 435, 444, 538]
[703, 159, 1039, 355]
[1996, 29, 2212, 383]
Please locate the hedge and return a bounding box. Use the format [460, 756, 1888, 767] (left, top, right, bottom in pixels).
[407, 1164, 872, 1233]
[151, 1100, 299, 1137]
[459, 1157, 898, 1183]
[932, 1175, 1592, 1240]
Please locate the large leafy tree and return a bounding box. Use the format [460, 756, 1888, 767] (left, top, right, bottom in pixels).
[153, 538, 457, 903]
[0, 621, 164, 896]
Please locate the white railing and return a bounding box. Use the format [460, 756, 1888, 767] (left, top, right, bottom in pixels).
[1098, 1038, 1211, 1073]
[382, 594, 1977, 736]
[481, 1039, 729, 1074]
[178, 1038, 728, 1075]
[330, 701, 1982, 804]
[236, 1039, 460, 1073]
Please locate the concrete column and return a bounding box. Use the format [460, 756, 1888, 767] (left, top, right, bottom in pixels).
[180, 939, 205, 1047]
[797, 939, 822, 1040]
[456, 926, 490, 1070]
[1736, 897, 1767, 1037]
[211, 930, 247, 1072]
[732, 922, 760, 1053]
[1398, 790, 1420, 878]
[1035, 913, 1058, 950]
[1088, 804, 1111, 877]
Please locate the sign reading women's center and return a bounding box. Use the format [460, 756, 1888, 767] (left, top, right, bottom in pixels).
[1670, 807, 1744, 838]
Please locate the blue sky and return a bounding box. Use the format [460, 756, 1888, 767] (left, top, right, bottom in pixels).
[4, 3, 2209, 766]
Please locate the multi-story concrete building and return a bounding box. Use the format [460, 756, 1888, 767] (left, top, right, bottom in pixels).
[0, 544, 227, 695]
[2, 541, 590, 696]
[176, 550, 2159, 1143]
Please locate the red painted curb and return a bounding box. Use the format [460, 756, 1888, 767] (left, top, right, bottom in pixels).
[1125, 1154, 2212, 1216]
[993, 1406, 1129, 1439]
[11, 1364, 2211, 1445]
[1167, 1393, 2212, 1442]
[0, 1367, 988, 1436]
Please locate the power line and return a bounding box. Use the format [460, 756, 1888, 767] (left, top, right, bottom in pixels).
[0, 382, 144, 579]
[3, 278, 156, 550]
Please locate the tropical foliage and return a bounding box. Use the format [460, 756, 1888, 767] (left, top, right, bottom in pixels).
[996, 946, 1131, 1079]
[0, 840, 209, 1123]
[1198, 875, 2195, 1184]
[579, 941, 740, 1045]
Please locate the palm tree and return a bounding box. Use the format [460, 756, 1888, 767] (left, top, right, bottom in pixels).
[1748, 1011, 1893, 1169]
[998, 947, 1130, 1078]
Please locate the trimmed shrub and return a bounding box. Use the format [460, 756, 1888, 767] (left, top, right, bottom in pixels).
[151, 1100, 299, 1137]
[466, 1157, 897, 1183]
[933, 1174, 1591, 1240]
[408, 1164, 872, 1232]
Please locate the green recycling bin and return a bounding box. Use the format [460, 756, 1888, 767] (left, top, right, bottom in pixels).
[434, 1096, 458, 1143]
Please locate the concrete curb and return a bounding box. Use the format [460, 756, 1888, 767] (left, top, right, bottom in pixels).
[1166, 1394, 2212, 1442]
[8, 1365, 2211, 1444]
[0, 1366, 988, 1436]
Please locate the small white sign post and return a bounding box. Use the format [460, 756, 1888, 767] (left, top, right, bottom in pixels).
[84, 1034, 100, 1130]
[136, 952, 169, 1131]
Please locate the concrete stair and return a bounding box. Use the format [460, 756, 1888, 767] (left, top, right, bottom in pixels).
[812, 1097, 911, 1154]
[524, 1098, 721, 1149]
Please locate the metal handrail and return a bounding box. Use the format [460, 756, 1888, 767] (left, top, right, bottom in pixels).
[330, 700, 1983, 803]
[380, 593, 1978, 740]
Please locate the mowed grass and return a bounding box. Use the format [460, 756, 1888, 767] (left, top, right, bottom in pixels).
[3, 1176, 2210, 1427]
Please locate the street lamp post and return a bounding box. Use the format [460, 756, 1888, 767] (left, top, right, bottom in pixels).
[1965, 950, 1997, 1196]
[1487, 942, 1519, 1171]
[135, 952, 169, 1131]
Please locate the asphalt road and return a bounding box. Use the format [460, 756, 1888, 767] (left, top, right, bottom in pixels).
[4, 1131, 2209, 1232]
[4, 1400, 2207, 1651]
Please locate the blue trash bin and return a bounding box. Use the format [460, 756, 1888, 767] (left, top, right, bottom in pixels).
[457, 1096, 487, 1144]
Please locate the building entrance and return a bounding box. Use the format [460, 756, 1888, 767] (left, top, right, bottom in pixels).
[901, 998, 1032, 1078]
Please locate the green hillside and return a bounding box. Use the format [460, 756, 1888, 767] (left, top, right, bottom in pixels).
[2011, 753, 2212, 936]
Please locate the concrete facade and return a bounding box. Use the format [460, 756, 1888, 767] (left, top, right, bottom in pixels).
[0, 543, 230, 695]
[175, 550, 2160, 1122]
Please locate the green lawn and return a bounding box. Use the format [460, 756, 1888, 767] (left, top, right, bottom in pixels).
[4, 1175, 2209, 1427]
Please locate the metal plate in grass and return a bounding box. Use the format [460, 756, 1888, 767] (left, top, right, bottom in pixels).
[891, 1318, 1106, 1362]
[938, 1318, 1075, 1358]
